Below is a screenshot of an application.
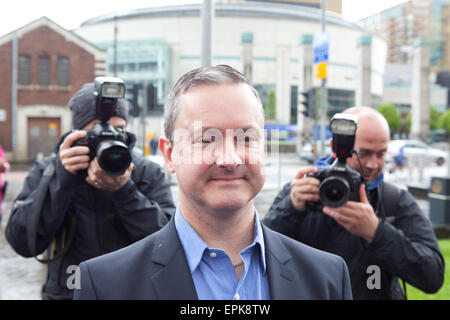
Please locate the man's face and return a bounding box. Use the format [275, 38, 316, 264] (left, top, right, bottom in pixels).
[346, 117, 390, 183]
[82, 116, 127, 131]
[162, 82, 265, 214]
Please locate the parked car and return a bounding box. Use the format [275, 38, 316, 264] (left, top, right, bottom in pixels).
[387, 139, 448, 166]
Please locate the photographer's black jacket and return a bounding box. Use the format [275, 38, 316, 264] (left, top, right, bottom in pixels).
[262, 179, 444, 299]
[6, 132, 175, 300]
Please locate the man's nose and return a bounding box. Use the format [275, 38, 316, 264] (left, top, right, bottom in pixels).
[215, 138, 243, 169]
[365, 155, 378, 169]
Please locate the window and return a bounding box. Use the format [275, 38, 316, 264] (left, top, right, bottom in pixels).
[138, 62, 157, 72]
[18, 55, 31, 85]
[38, 55, 50, 86]
[57, 57, 69, 86]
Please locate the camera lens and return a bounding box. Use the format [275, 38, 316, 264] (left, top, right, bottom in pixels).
[97, 140, 132, 176]
[319, 176, 350, 208]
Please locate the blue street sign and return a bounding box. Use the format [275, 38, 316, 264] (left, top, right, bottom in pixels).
[313, 32, 330, 64]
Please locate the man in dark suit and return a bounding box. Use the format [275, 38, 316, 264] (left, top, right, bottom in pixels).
[74, 65, 352, 300]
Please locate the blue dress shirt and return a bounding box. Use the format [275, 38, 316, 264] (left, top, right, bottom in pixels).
[174, 206, 270, 300]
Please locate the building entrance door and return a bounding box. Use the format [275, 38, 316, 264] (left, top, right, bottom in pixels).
[27, 117, 61, 161]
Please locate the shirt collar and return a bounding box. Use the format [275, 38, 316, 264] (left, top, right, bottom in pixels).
[174, 205, 267, 274]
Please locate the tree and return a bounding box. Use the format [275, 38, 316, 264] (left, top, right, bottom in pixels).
[406, 112, 411, 132]
[265, 89, 276, 120]
[378, 103, 402, 134]
[430, 106, 440, 130]
[438, 110, 450, 134]
[406, 106, 441, 132]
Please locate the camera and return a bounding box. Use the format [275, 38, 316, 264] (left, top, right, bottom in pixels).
[73, 77, 132, 177]
[307, 113, 364, 209]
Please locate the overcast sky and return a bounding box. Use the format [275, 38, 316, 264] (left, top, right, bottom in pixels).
[0, 0, 408, 36]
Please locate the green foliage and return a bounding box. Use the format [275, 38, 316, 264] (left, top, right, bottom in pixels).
[438, 110, 450, 134]
[430, 106, 440, 130]
[378, 103, 402, 133]
[404, 106, 441, 133]
[265, 89, 276, 120]
[406, 112, 411, 132]
[406, 239, 450, 300]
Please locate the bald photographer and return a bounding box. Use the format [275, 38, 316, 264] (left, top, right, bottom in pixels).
[263, 106, 444, 299]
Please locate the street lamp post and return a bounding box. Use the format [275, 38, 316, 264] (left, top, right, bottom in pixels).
[319, 0, 328, 156]
[201, 0, 214, 67]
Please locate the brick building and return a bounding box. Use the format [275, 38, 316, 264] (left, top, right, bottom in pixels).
[0, 17, 106, 162]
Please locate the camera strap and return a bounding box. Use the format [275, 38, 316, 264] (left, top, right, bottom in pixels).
[26, 155, 77, 264]
[380, 181, 407, 300]
[27, 156, 57, 257]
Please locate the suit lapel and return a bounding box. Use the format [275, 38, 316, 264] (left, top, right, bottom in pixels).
[149, 218, 198, 300]
[263, 225, 305, 300]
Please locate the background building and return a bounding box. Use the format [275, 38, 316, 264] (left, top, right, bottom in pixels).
[0, 17, 105, 161]
[74, 1, 386, 143]
[244, 0, 342, 14]
[360, 0, 450, 72]
[382, 62, 448, 135]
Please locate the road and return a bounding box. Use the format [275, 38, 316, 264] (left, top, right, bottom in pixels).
[0, 154, 447, 299]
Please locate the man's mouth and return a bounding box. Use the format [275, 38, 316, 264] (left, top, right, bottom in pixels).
[363, 173, 376, 182]
[211, 176, 244, 181]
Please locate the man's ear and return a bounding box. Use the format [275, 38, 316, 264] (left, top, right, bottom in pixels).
[159, 136, 176, 173]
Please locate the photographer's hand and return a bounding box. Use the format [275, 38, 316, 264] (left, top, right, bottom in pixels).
[59, 131, 90, 175]
[86, 157, 134, 192]
[322, 184, 379, 243]
[290, 166, 320, 212]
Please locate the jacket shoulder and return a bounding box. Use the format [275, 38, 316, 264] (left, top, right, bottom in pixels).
[263, 226, 351, 299]
[267, 226, 344, 266]
[77, 220, 177, 299]
[82, 227, 160, 274]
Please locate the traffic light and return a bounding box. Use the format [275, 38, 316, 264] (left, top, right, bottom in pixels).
[127, 84, 142, 117]
[300, 88, 315, 118]
[146, 83, 156, 111]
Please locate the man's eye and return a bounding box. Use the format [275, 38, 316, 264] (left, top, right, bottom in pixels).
[202, 136, 215, 143]
[235, 135, 256, 143]
[358, 151, 369, 158]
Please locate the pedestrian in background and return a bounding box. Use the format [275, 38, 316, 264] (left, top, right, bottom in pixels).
[6, 82, 175, 300]
[149, 134, 159, 155]
[394, 145, 405, 171]
[0, 144, 10, 223]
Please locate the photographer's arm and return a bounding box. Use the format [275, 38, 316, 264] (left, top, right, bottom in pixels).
[263, 166, 333, 244]
[367, 191, 444, 294]
[108, 157, 175, 241]
[262, 181, 303, 239]
[5, 156, 80, 257]
[322, 184, 379, 243]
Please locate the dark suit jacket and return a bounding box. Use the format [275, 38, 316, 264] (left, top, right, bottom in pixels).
[74, 217, 352, 300]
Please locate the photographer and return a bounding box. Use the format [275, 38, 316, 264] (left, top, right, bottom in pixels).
[6, 80, 175, 300]
[263, 106, 444, 299]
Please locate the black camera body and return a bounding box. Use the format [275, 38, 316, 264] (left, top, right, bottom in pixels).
[73, 77, 132, 177]
[307, 158, 363, 210]
[307, 113, 364, 209]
